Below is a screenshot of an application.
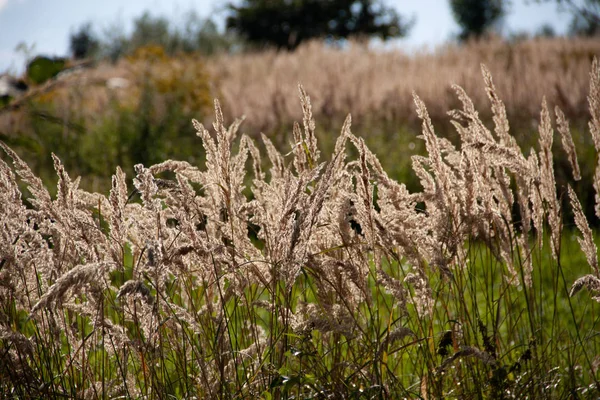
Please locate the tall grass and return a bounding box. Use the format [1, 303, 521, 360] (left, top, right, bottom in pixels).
[1, 57, 599, 399]
[207, 37, 600, 133]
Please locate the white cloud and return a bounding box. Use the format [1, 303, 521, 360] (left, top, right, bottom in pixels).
[0, 0, 7, 12]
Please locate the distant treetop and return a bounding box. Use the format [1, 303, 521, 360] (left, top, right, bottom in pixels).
[225, 0, 413, 50]
[69, 22, 100, 59]
[450, 0, 506, 41]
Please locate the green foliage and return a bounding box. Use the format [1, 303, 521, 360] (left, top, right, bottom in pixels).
[225, 0, 412, 50]
[2, 51, 213, 193]
[195, 18, 240, 56]
[95, 11, 238, 62]
[26, 56, 66, 85]
[450, 0, 506, 40]
[129, 12, 173, 51]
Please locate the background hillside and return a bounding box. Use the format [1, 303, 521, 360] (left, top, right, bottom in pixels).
[1, 36, 599, 217]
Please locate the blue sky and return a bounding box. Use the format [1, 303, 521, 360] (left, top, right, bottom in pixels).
[0, 0, 576, 74]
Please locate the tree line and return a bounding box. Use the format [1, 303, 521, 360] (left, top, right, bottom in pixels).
[67, 0, 599, 61]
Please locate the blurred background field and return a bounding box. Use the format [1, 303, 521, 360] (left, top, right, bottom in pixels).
[1, 37, 599, 202]
[0, 1, 598, 196]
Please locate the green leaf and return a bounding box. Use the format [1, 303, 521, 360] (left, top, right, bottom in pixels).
[26, 56, 66, 85]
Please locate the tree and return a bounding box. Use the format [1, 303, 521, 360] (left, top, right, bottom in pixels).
[69, 22, 100, 59]
[113, 11, 237, 58]
[177, 12, 239, 55]
[535, 0, 600, 36]
[565, 0, 600, 36]
[225, 0, 412, 50]
[129, 12, 173, 51]
[196, 19, 240, 55]
[450, 0, 506, 41]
